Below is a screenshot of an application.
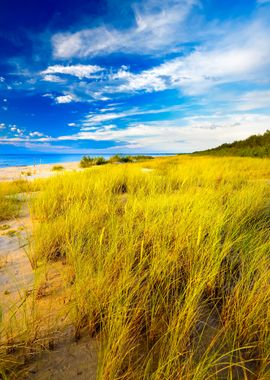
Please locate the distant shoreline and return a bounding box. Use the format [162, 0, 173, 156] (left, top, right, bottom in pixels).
[0, 153, 176, 169]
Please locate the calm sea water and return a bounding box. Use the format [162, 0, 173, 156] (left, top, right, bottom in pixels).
[0, 154, 171, 168]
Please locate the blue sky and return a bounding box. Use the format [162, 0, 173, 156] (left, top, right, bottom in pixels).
[1, 0, 270, 154]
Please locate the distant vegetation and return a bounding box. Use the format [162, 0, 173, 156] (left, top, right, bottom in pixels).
[80, 154, 154, 168]
[80, 156, 107, 167]
[194, 130, 270, 157]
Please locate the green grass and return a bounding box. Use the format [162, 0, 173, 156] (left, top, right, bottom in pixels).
[1, 156, 270, 378]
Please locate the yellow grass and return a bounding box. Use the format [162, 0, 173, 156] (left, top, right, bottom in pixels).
[1, 155, 270, 378]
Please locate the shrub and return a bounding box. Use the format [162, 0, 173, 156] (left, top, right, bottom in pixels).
[80, 156, 95, 168]
[132, 155, 154, 161]
[51, 165, 64, 171]
[80, 156, 107, 168]
[109, 155, 133, 163]
[95, 157, 107, 165]
[109, 155, 154, 163]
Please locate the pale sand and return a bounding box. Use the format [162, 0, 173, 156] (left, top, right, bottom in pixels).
[0, 200, 33, 316]
[0, 161, 81, 182]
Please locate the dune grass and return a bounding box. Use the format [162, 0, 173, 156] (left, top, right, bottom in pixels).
[1, 156, 270, 378]
[0, 180, 30, 221]
[0, 179, 45, 222]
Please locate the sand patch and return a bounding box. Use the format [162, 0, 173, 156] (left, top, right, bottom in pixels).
[0, 162, 81, 182]
[0, 204, 33, 317]
[22, 331, 98, 380]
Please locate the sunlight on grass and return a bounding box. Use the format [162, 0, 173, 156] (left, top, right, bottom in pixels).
[1, 156, 270, 379]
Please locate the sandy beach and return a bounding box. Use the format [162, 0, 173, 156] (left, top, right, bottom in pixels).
[0, 161, 81, 182]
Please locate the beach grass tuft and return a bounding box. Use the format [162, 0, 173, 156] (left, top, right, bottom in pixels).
[51, 165, 64, 171]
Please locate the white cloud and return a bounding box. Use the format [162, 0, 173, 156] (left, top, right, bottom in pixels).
[109, 18, 270, 95]
[68, 122, 76, 127]
[83, 105, 182, 126]
[35, 7, 270, 105]
[41, 64, 103, 79]
[42, 113, 270, 152]
[52, 0, 198, 58]
[55, 94, 76, 104]
[42, 74, 66, 83]
[10, 127, 24, 136]
[236, 90, 270, 111]
[29, 131, 44, 137]
[0, 123, 5, 129]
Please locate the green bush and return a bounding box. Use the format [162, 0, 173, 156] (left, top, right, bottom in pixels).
[109, 155, 133, 163]
[109, 155, 154, 163]
[80, 156, 107, 168]
[95, 157, 107, 165]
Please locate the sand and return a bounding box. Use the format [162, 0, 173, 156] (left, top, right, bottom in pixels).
[0, 199, 33, 316]
[0, 161, 81, 182]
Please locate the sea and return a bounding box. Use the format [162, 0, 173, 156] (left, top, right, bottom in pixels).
[0, 154, 172, 169]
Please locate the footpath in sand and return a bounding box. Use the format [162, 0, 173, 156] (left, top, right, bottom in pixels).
[0, 192, 97, 380]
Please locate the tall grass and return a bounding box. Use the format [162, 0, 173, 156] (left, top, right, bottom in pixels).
[0, 180, 30, 221]
[4, 156, 270, 378]
[0, 179, 45, 222]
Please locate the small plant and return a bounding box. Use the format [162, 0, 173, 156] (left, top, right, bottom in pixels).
[51, 165, 64, 172]
[4, 229, 17, 237]
[21, 170, 32, 176]
[0, 224, 10, 231]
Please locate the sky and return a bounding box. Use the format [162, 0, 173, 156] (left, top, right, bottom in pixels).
[0, 0, 270, 154]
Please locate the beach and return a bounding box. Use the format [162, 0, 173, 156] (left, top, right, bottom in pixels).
[0, 161, 81, 182]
